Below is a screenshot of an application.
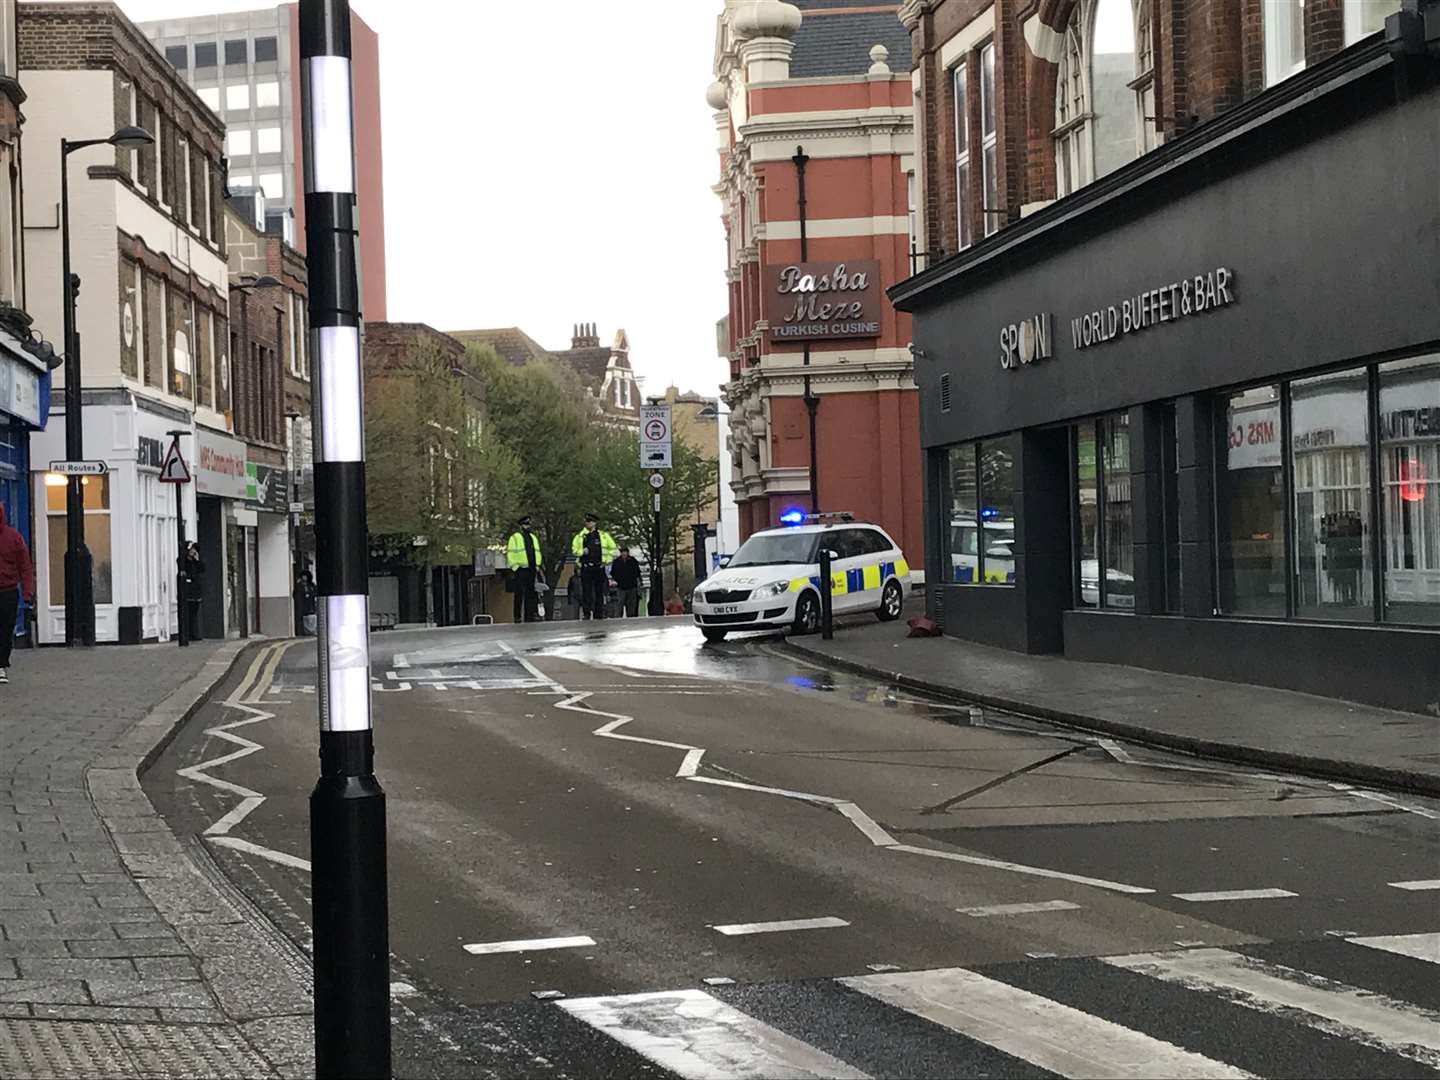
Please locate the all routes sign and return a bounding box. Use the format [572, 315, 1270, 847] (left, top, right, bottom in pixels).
[49, 460, 108, 477]
[639, 403, 672, 470]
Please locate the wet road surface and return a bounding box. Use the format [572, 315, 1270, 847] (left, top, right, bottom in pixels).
[144, 618, 1440, 1078]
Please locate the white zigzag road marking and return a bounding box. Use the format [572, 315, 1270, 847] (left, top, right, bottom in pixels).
[177, 640, 313, 873]
[552, 688, 1156, 895]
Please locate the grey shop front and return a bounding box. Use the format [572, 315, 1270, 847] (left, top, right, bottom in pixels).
[893, 42, 1440, 714]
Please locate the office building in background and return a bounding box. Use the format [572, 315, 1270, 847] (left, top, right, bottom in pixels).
[138, 3, 387, 320]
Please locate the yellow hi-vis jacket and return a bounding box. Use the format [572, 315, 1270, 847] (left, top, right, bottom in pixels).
[571, 528, 618, 567]
[506, 529, 542, 572]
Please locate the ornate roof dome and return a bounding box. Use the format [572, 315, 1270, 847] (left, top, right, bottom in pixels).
[731, 0, 802, 41]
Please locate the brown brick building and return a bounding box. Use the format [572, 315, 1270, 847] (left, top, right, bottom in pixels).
[363, 321, 494, 628]
[221, 196, 308, 638]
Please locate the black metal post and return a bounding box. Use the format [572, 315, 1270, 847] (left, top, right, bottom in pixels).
[649, 493, 664, 615]
[691, 522, 709, 585]
[793, 145, 819, 514]
[59, 141, 96, 647]
[299, 2, 390, 1077]
[168, 432, 190, 648]
[819, 545, 835, 640]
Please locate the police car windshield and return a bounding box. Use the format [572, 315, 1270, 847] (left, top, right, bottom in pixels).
[728, 532, 820, 568]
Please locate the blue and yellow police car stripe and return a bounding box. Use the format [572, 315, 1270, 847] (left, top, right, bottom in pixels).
[787, 557, 909, 598]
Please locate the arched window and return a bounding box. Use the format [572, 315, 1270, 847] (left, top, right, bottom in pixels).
[1053, 17, 1090, 197]
[1053, 0, 1144, 198]
[1134, 0, 1156, 153]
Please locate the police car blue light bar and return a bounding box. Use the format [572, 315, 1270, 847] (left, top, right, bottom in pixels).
[779, 507, 806, 526]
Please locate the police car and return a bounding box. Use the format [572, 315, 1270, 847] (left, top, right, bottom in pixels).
[691, 513, 910, 642]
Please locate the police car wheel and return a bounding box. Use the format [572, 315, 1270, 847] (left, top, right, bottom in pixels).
[701, 628, 728, 643]
[793, 592, 821, 635]
[878, 579, 903, 622]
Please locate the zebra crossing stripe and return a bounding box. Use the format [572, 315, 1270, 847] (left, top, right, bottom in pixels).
[840, 967, 1251, 1079]
[1104, 947, 1440, 1067]
[1347, 932, 1440, 965]
[558, 989, 869, 1079]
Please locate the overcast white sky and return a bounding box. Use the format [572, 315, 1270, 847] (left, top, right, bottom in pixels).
[108, 0, 728, 395]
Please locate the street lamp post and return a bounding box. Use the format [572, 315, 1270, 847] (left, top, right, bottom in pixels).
[298, 3, 390, 1076]
[59, 126, 152, 646]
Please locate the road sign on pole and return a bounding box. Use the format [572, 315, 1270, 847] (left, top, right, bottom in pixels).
[158, 438, 191, 484]
[48, 460, 108, 476]
[639, 403, 672, 470]
[649, 472, 665, 490]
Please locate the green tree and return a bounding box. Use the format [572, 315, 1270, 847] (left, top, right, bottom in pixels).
[365, 341, 522, 570]
[465, 345, 596, 584]
[582, 426, 717, 592]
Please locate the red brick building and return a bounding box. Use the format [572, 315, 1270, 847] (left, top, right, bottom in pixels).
[901, 0, 1403, 259]
[709, 1, 923, 565]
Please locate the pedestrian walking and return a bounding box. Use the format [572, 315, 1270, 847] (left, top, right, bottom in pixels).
[610, 545, 643, 617]
[183, 543, 205, 641]
[571, 513, 617, 620]
[295, 568, 318, 635]
[0, 504, 35, 684]
[505, 515, 544, 623]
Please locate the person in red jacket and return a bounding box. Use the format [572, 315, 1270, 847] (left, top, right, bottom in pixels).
[0, 503, 35, 683]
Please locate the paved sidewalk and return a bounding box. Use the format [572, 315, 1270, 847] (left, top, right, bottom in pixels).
[0, 643, 313, 1079]
[785, 616, 1440, 797]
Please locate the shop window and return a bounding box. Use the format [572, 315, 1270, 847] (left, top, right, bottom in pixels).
[1075, 423, 1099, 606]
[1290, 367, 1372, 621]
[45, 475, 112, 607]
[1379, 354, 1440, 625]
[1102, 415, 1135, 608]
[979, 43, 999, 237]
[944, 437, 1018, 585]
[1217, 385, 1286, 616]
[952, 60, 972, 251]
[1073, 415, 1135, 609]
[1158, 403, 1182, 611]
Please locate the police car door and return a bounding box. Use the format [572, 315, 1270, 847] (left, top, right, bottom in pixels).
[829, 529, 869, 612]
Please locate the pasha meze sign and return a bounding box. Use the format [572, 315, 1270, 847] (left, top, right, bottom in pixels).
[764, 260, 883, 342]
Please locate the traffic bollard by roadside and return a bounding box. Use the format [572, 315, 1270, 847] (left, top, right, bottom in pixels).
[819, 547, 835, 640]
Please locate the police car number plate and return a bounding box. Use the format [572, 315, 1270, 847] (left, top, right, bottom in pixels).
[714, 605, 740, 615]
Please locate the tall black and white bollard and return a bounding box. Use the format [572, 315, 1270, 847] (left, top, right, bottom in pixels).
[299, 2, 390, 1076]
[819, 546, 835, 641]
